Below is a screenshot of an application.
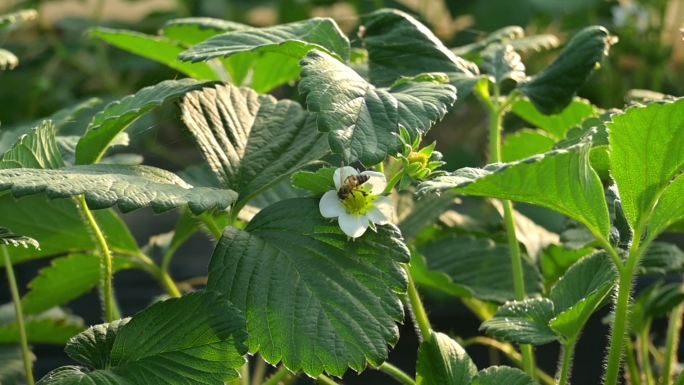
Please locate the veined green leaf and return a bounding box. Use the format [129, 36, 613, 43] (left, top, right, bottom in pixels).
[419, 236, 542, 302]
[0, 195, 139, 266]
[398, 191, 459, 239]
[640, 242, 684, 275]
[548, 252, 615, 339]
[0, 305, 84, 344]
[180, 83, 328, 212]
[179, 17, 350, 62]
[502, 129, 555, 162]
[0, 164, 236, 214]
[481, 298, 558, 345]
[0, 345, 35, 385]
[540, 244, 594, 289]
[361, 8, 479, 95]
[482, 44, 526, 85]
[161, 17, 250, 46]
[471, 366, 539, 385]
[0, 227, 39, 249]
[207, 198, 409, 376]
[510, 98, 598, 140]
[519, 26, 612, 114]
[90, 28, 220, 80]
[419, 146, 611, 240]
[76, 79, 208, 164]
[0, 48, 18, 70]
[291, 167, 336, 196]
[608, 99, 684, 238]
[416, 331, 477, 385]
[299, 50, 456, 164]
[37, 291, 248, 385]
[22, 254, 133, 315]
[0, 120, 64, 169]
[509, 35, 560, 53]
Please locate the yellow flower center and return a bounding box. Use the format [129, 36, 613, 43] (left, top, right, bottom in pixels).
[408, 151, 429, 168]
[342, 190, 377, 216]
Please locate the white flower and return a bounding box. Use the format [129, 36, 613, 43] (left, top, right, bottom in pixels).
[319, 166, 394, 238]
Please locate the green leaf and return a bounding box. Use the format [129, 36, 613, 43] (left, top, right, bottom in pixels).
[22, 254, 133, 315]
[180, 83, 328, 211]
[482, 44, 526, 85]
[0, 9, 37, 30]
[0, 120, 64, 169]
[519, 26, 612, 114]
[419, 236, 542, 302]
[75, 79, 208, 164]
[161, 17, 250, 46]
[481, 298, 558, 345]
[640, 242, 684, 275]
[361, 8, 479, 94]
[509, 35, 560, 53]
[0, 305, 84, 344]
[299, 50, 456, 164]
[90, 28, 220, 80]
[502, 129, 555, 162]
[416, 331, 477, 385]
[608, 99, 684, 238]
[510, 98, 598, 140]
[206, 198, 409, 376]
[0, 164, 237, 214]
[0, 227, 39, 249]
[419, 146, 611, 240]
[0, 345, 36, 385]
[0, 48, 18, 70]
[398, 191, 459, 239]
[291, 167, 336, 196]
[548, 252, 616, 339]
[540, 244, 594, 288]
[0, 195, 139, 266]
[180, 17, 349, 62]
[471, 366, 539, 385]
[37, 291, 248, 385]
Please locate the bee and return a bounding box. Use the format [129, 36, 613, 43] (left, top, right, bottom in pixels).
[337, 174, 370, 200]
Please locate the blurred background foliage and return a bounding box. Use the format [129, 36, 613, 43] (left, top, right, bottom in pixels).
[0, 0, 683, 383]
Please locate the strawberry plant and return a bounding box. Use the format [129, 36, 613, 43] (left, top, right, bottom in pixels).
[1, 5, 683, 385]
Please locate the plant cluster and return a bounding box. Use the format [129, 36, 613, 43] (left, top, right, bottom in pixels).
[1, 6, 683, 385]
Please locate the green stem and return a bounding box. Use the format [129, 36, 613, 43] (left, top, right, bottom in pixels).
[200, 213, 224, 239]
[251, 356, 267, 385]
[486, 89, 535, 378]
[640, 322, 655, 385]
[240, 364, 250, 385]
[2, 247, 35, 385]
[603, 238, 645, 385]
[406, 267, 432, 342]
[661, 302, 683, 385]
[316, 375, 341, 385]
[557, 338, 577, 385]
[378, 362, 416, 385]
[262, 366, 291, 385]
[675, 371, 684, 385]
[384, 169, 405, 194]
[626, 339, 642, 385]
[78, 196, 118, 322]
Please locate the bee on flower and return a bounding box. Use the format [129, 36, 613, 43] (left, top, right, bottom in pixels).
[319, 166, 394, 238]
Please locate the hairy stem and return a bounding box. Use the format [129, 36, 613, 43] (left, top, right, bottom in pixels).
[378, 362, 416, 385]
[487, 89, 536, 377]
[2, 247, 35, 385]
[661, 301, 684, 385]
[262, 366, 291, 385]
[625, 339, 642, 385]
[557, 338, 577, 385]
[406, 267, 432, 342]
[639, 322, 655, 385]
[77, 196, 118, 322]
[604, 238, 645, 385]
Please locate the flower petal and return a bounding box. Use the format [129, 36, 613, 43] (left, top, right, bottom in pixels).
[368, 196, 394, 225]
[361, 171, 387, 195]
[319, 190, 345, 218]
[338, 212, 370, 238]
[333, 166, 359, 190]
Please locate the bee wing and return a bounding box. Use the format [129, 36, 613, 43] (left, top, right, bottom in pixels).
[334, 166, 359, 190]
